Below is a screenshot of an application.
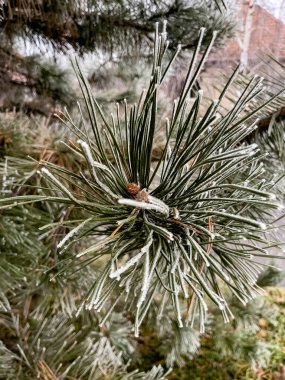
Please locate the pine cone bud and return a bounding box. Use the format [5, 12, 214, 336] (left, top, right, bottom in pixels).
[127, 182, 140, 195]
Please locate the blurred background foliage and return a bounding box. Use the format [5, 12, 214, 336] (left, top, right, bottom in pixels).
[0, 0, 236, 114]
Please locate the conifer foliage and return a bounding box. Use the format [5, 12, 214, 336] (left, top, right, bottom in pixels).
[0, 0, 236, 114]
[1, 22, 284, 343]
[1, 0, 235, 54]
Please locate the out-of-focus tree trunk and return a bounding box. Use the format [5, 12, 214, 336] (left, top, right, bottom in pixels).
[274, 0, 285, 59]
[240, 0, 255, 69]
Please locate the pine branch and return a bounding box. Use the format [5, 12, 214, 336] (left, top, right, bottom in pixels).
[1, 25, 284, 338]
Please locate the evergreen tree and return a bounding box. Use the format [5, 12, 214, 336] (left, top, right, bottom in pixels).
[1, 0, 234, 53]
[0, 0, 236, 113]
[0, 23, 285, 379]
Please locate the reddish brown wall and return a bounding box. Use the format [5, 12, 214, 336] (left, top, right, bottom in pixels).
[209, 1, 285, 67]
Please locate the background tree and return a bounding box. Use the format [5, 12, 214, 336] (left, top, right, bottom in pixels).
[0, 0, 236, 114]
[1, 2, 285, 380]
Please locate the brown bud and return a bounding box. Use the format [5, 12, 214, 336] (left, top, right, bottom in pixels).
[257, 329, 267, 338]
[136, 189, 149, 202]
[259, 318, 268, 328]
[127, 182, 140, 195]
